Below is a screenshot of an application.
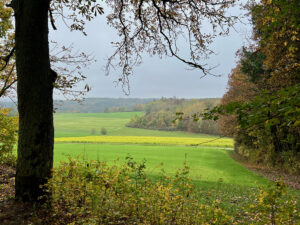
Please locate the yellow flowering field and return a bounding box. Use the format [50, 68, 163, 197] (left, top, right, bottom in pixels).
[55, 136, 233, 147]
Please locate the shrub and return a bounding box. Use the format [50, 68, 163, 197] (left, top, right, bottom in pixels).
[100, 127, 107, 135]
[45, 158, 232, 224]
[0, 108, 18, 167]
[0, 152, 17, 167]
[240, 180, 300, 224]
[90, 128, 96, 135]
[44, 158, 299, 224]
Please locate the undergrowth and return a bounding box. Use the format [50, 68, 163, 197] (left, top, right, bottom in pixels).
[44, 157, 299, 224]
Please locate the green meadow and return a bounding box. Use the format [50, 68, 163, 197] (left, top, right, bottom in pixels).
[53, 112, 299, 213]
[54, 112, 217, 138]
[54, 143, 266, 186]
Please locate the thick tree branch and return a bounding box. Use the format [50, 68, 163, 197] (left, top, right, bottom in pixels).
[0, 64, 16, 97]
[49, 8, 57, 30]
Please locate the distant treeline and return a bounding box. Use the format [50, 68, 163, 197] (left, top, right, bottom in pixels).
[1, 98, 154, 113]
[104, 104, 145, 113]
[126, 97, 221, 135]
[53, 98, 155, 113]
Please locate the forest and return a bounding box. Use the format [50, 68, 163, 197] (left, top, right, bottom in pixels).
[211, 1, 300, 174]
[127, 98, 221, 135]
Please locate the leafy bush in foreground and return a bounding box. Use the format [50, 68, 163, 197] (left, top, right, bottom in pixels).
[45, 158, 231, 224]
[239, 181, 299, 224]
[0, 108, 18, 167]
[45, 158, 299, 224]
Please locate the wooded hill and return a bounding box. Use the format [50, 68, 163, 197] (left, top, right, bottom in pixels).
[54, 98, 158, 113]
[127, 98, 221, 135]
[1, 98, 156, 113]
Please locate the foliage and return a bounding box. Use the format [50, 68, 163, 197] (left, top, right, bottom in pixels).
[104, 106, 126, 113]
[239, 47, 268, 84]
[0, 108, 17, 166]
[204, 84, 300, 172]
[52, 98, 153, 113]
[0, 0, 15, 98]
[104, 104, 144, 113]
[44, 158, 299, 224]
[0, 3, 94, 100]
[55, 135, 233, 148]
[100, 127, 107, 135]
[0, 0, 12, 38]
[241, 181, 299, 224]
[45, 157, 232, 224]
[206, 84, 299, 131]
[127, 98, 221, 135]
[216, 64, 259, 138]
[53, 143, 268, 188]
[205, 0, 300, 174]
[251, 0, 300, 89]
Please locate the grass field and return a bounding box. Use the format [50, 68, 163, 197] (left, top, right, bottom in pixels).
[53, 142, 271, 214]
[54, 143, 265, 186]
[54, 112, 217, 138]
[52, 112, 266, 187]
[53, 112, 300, 213]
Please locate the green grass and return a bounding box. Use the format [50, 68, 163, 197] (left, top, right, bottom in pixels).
[54, 112, 217, 138]
[54, 143, 266, 187]
[53, 142, 272, 214]
[53, 112, 300, 213]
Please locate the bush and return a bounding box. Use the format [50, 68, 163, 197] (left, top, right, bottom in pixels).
[90, 128, 96, 135]
[0, 152, 17, 167]
[241, 181, 299, 224]
[100, 127, 107, 135]
[44, 158, 299, 224]
[0, 108, 18, 167]
[45, 158, 232, 224]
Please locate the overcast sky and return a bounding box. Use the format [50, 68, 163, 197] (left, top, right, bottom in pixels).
[49, 4, 252, 100]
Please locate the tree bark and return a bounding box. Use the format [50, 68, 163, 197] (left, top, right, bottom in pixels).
[14, 0, 54, 202]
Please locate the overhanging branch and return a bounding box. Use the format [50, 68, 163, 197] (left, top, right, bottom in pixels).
[0, 47, 15, 72]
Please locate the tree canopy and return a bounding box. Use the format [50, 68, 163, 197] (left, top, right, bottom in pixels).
[206, 0, 300, 173]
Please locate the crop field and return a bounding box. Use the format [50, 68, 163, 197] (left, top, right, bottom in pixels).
[55, 135, 233, 147]
[53, 112, 300, 213]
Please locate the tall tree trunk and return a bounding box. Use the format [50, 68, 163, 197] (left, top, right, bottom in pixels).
[13, 0, 54, 202]
[270, 125, 281, 166]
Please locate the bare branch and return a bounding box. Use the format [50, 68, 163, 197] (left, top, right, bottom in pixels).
[104, 0, 237, 92]
[0, 47, 15, 71]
